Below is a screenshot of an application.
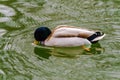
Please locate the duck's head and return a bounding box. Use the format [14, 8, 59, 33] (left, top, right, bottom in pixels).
[34, 26, 51, 45]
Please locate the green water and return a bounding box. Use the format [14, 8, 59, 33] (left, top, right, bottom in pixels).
[0, 0, 120, 80]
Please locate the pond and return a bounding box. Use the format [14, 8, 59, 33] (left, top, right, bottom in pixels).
[0, 0, 120, 80]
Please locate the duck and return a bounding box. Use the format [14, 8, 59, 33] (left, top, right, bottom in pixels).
[33, 25, 106, 51]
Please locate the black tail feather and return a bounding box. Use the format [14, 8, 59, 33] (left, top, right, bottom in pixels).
[87, 32, 104, 43]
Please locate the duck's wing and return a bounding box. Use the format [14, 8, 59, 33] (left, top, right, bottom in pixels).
[52, 25, 95, 38]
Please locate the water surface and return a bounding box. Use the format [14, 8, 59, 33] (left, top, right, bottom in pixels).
[0, 0, 120, 80]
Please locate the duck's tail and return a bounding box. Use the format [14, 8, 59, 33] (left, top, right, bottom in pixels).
[87, 32, 106, 43]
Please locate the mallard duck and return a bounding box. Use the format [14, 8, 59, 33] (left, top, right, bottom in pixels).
[33, 25, 106, 51]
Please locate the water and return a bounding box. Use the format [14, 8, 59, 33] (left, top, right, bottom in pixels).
[0, 0, 120, 80]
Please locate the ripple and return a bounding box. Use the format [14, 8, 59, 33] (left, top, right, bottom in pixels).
[3, 28, 35, 56]
[0, 29, 6, 37]
[0, 4, 15, 22]
[0, 69, 5, 75]
[0, 4, 15, 16]
[0, 17, 12, 22]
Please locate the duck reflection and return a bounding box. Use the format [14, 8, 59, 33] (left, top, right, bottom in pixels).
[53, 43, 104, 57]
[90, 43, 104, 54]
[34, 43, 104, 58]
[34, 46, 52, 59]
[81, 42, 105, 55]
